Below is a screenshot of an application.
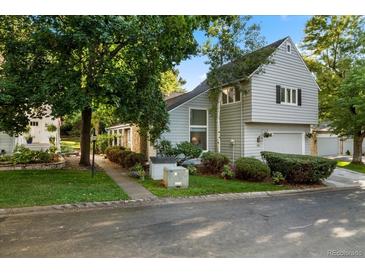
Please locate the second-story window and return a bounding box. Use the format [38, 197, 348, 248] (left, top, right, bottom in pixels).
[29, 121, 39, 126]
[280, 87, 297, 105]
[222, 87, 241, 105]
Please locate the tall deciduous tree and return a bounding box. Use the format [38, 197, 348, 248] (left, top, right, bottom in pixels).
[302, 16, 365, 118]
[328, 62, 365, 163]
[159, 69, 186, 96]
[302, 15, 365, 161]
[0, 16, 204, 165]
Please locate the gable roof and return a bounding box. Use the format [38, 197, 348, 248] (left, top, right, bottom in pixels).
[166, 37, 288, 111]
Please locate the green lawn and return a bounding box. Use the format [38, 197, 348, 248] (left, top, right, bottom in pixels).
[337, 161, 365, 173]
[0, 170, 128, 208]
[140, 175, 289, 198]
[61, 137, 80, 153]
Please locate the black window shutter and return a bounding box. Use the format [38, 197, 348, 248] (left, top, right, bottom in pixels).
[298, 89, 302, 106]
[276, 85, 281, 104]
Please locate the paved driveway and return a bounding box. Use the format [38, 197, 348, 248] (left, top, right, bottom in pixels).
[1, 188, 365, 257]
[325, 168, 365, 188]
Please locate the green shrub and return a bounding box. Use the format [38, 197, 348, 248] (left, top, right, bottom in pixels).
[123, 152, 146, 168]
[221, 164, 234, 179]
[235, 157, 270, 182]
[12, 145, 53, 164]
[261, 151, 336, 184]
[201, 151, 230, 174]
[187, 165, 198, 175]
[95, 134, 115, 154]
[105, 146, 126, 163]
[0, 155, 12, 163]
[155, 139, 175, 157]
[272, 171, 285, 184]
[46, 124, 57, 132]
[175, 141, 202, 165]
[129, 163, 146, 181]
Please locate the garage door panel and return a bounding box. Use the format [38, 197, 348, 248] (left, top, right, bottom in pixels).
[263, 133, 303, 154]
[317, 137, 338, 156]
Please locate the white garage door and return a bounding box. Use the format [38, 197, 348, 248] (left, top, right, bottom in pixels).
[0, 132, 15, 154]
[263, 133, 303, 154]
[317, 136, 338, 156]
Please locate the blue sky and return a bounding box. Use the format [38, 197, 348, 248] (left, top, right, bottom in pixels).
[177, 15, 311, 91]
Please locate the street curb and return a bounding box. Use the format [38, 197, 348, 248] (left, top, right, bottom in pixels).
[0, 186, 360, 217]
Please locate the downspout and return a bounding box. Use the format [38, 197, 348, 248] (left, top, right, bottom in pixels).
[240, 92, 243, 157]
[216, 92, 222, 153]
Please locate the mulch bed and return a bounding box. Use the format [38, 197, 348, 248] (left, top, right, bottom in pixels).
[64, 155, 102, 171]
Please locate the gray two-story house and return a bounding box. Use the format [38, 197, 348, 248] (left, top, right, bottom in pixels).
[108, 36, 319, 161]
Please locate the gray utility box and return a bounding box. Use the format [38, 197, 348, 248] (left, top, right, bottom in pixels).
[149, 157, 177, 180]
[163, 166, 189, 189]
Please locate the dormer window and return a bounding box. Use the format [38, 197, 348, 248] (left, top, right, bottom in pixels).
[286, 43, 291, 53]
[222, 87, 241, 105]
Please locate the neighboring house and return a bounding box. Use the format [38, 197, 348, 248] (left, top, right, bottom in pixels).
[0, 108, 61, 154]
[107, 37, 319, 161]
[314, 123, 365, 156]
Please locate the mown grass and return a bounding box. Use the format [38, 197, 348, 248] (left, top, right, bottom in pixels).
[337, 161, 365, 174]
[140, 175, 289, 198]
[0, 169, 128, 208]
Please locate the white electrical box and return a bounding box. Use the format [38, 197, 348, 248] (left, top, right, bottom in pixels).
[163, 166, 189, 189]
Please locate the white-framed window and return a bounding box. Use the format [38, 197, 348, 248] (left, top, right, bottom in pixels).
[189, 108, 208, 151]
[29, 121, 38, 126]
[286, 42, 291, 53]
[222, 87, 241, 105]
[280, 87, 297, 105]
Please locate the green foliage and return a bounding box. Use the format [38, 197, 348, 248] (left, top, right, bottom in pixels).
[130, 163, 146, 181]
[46, 124, 57, 132]
[11, 145, 54, 164]
[235, 157, 270, 182]
[95, 133, 115, 154]
[175, 141, 202, 164]
[124, 153, 147, 169]
[201, 151, 230, 174]
[187, 165, 198, 175]
[105, 145, 146, 168]
[49, 136, 56, 145]
[160, 69, 186, 96]
[272, 171, 285, 185]
[302, 16, 365, 119]
[201, 16, 267, 114]
[0, 155, 12, 163]
[0, 16, 213, 164]
[261, 151, 336, 184]
[155, 139, 175, 157]
[155, 140, 202, 165]
[221, 164, 234, 179]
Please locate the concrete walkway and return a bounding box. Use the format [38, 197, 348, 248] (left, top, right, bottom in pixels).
[95, 155, 156, 200]
[324, 168, 365, 188]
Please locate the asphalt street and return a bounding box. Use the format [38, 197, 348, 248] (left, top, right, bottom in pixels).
[1, 188, 365, 257]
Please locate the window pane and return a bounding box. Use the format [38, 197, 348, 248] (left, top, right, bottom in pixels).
[280, 87, 285, 102]
[228, 90, 234, 103]
[190, 128, 207, 150]
[235, 90, 241, 102]
[286, 88, 291, 103]
[292, 89, 297, 104]
[222, 91, 227, 104]
[190, 109, 207, 126]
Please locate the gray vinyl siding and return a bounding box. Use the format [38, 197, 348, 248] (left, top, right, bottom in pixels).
[249, 38, 318, 124]
[161, 91, 216, 152]
[220, 100, 242, 161]
[243, 123, 311, 158]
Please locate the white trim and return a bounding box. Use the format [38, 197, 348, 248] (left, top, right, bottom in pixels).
[279, 86, 298, 105]
[221, 86, 241, 105]
[262, 130, 306, 155]
[189, 107, 209, 151]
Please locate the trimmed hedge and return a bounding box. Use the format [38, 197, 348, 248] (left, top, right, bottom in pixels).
[235, 157, 270, 181]
[261, 151, 336, 184]
[105, 146, 146, 168]
[201, 151, 230, 174]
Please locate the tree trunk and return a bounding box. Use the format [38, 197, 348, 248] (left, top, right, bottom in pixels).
[352, 133, 364, 164]
[79, 106, 92, 166]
